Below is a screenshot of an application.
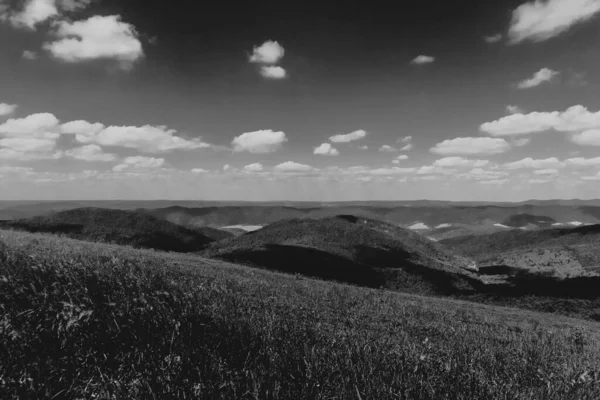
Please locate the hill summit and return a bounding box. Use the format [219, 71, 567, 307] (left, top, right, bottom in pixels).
[200, 215, 478, 294]
[0, 207, 214, 252]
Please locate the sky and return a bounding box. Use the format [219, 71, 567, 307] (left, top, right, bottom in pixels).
[2, 0, 600, 201]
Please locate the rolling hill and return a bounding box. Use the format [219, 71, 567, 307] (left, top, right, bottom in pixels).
[200, 215, 479, 295]
[0, 207, 215, 252]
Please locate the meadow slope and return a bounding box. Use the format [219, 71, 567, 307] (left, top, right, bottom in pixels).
[1, 230, 600, 399]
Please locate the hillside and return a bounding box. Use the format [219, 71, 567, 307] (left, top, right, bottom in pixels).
[0, 208, 214, 252]
[201, 215, 479, 295]
[1, 229, 600, 399]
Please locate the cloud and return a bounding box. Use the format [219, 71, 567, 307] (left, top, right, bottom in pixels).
[411, 55, 435, 65]
[112, 156, 165, 172]
[517, 68, 559, 89]
[314, 143, 339, 156]
[243, 163, 263, 172]
[501, 157, 565, 170]
[0, 137, 56, 152]
[274, 161, 313, 172]
[231, 129, 287, 153]
[433, 157, 489, 168]
[2, 0, 59, 29]
[461, 168, 509, 181]
[484, 33, 503, 43]
[565, 157, 600, 166]
[430, 137, 511, 155]
[571, 129, 600, 146]
[379, 145, 396, 152]
[0, 103, 17, 116]
[43, 15, 144, 70]
[249, 40, 285, 64]
[223, 164, 231, 171]
[190, 168, 207, 173]
[329, 129, 367, 143]
[72, 123, 210, 153]
[260, 66, 286, 79]
[392, 154, 409, 164]
[358, 145, 368, 150]
[512, 138, 531, 147]
[62, 144, 116, 162]
[533, 168, 559, 175]
[0, 113, 60, 138]
[481, 105, 600, 135]
[506, 105, 523, 114]
[22, 50, 38, 60]
[399, 136, 412, 143]
[400, 143, 413, 151]
[508, 0, 600, 44]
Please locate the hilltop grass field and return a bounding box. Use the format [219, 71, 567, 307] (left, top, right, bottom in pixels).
[1, 230, 600, 399]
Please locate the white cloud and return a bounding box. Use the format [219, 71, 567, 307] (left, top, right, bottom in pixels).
[484, 33, 503, 43]
[433, 157, 489, 168]
[430, 137, 511, 155]
[571, 129, 600, 146]
[400, 143, 413, 151]
[517, 68, 559, 89]
[112, 156, 164, 172]
[461, 168, 509, 181]
[481, 105, 600, 136]
[260, 66, 286, 79]
[358, 145, 368, 150]
[249, 40, 284, 64]
[314, 143, 339, 156]
[0, 113, 60, 138]
[3, 0, 59, 29]
[506, 105, 523, 114]
[501, 157, 565, 170]
[512, 138, 531, 147]
[191, 168, 207, 173]
[411, 55, 435, 65]
[43, 15, 144, 70]
[274, 161, 313, 172]
[63, 144, 116, 162]
[379, 145, 396, 152]
[0, 137, 56, 152]
[22, 50, 38, 60]
[243, 163, 263, 172]
[533, 168, 559, 175]
[393, 154, 409, 162]
[369, 167, 416, 176]
[57, 0, 92, 12]
[479, 178, 509, 185]
[329, 129, 367, 143]
[231, 129, 287, 153]
[399, 136, 412, 143]
[508, 0, 600, 44]
[0, 103, 17, 116]
[75, 124, 210, 153]
[565, 157, 600, 166]
[223, 164, 231, 171]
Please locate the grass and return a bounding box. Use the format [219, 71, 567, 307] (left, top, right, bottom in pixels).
[2, 230, 600, 399]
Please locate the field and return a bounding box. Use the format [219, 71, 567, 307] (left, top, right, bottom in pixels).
[2, 230, 600, 399]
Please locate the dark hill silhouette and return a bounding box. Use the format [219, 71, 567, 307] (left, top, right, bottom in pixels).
[442, 224, 600, 262]
[500, 213, 556, 228]
[200, 215, 479, 295]
[0, 208, 214, 252]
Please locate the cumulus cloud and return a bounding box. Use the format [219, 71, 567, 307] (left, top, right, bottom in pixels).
[484, 33, 503, 43]
[433, 157, 489, 168]
[533, 168, 559, 175]
[0, 103, 17, 116]
[0, 137, 56, 152]
[565, 156, 600, 166]
[430, 137, 511, 155]
[506, 105, 523, 114]
[249, 40, 285, 64]
[43, 15, 144, 70]
[190, 168, 207, 173]
[517, 68, 559, 89]
[73, 123, 210, 153]
[399, 136, 412, 143]
[512, 137, 531, 147]
[22, 50, 38, 60]
[2, 0, 59, 29]
[62, 144, 116, 162]
[508, 0, 600, 44]
[411, 55, 435, 65]
[231, 129, 287, 153]
[379, 145, 396, 152]
[571, 129, 600, 146]
[243, 163, 264, 172]
[0, 113, 60, 138]
[274, 161, 313, 172]
[112, 156, 164, 172]
[400, 143, 413, 151]
[260, 66, 286, 79]
[314, 143, 339, 156]
[501, 157, 565, 170]
[481, 105, 600, 136]
[329, 130, 367, 143]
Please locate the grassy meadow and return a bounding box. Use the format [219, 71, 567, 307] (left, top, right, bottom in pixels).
[1, 229, 600, 399]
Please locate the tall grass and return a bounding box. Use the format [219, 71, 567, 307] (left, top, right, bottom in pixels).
[1, 230, 600, 399]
